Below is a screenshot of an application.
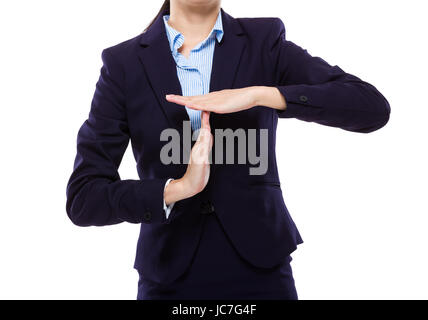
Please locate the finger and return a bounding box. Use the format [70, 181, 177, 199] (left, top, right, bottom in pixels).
[199, 112, 213, 151]
[197, 126, 210, 144]
[177, 93, 211, 100]
[165, 94, 191, 106]
[201, 111, 210, 130]
[200, 113, 211, 140]
[185, 103, 204, 111]
[184, 99, 213, 112]
[196, 112, 211, 145]
[166, 95, 209, 111]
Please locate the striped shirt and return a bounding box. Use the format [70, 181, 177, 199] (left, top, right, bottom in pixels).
[163, 11, 224, 131]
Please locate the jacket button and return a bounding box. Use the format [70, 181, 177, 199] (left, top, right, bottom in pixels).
[143, 210, 152, 222]
[201, 201, 215, 215]
[299, 95, 308, 103]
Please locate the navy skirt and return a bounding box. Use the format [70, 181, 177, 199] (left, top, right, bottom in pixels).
[137, 212, 298, 300]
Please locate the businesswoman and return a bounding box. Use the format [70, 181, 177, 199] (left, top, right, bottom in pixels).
[66, 0, 390, 300]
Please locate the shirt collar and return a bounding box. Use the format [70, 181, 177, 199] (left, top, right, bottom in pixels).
[163, 10, 224, 54]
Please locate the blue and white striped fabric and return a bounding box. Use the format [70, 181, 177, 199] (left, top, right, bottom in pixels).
[163, 11, 224, 131]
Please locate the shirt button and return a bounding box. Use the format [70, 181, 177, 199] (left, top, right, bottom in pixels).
[299, 95, 308, 103]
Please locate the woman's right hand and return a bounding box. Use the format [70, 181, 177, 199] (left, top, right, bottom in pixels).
[164, 111, 213, 205]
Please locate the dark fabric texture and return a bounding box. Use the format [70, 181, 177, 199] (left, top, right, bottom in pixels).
[137, 212, 298, 300]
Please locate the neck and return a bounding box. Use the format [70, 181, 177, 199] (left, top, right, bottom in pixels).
[167, 2, 221, 41]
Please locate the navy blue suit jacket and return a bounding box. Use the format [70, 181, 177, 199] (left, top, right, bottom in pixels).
[66, 9, 390, 284]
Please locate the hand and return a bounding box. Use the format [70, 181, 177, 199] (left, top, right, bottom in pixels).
[164, 111, 213, 205]
[165, 86, 286, 114]
[166, 87, 257, 114]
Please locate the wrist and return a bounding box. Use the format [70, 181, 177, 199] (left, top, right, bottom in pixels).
[251, 86, 267, 106]
[164, 177, 195, 205]
[252, 86, 286, 111]
[178, 176, 199, 199]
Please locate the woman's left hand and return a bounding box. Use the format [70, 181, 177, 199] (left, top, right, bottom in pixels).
[165, 86, 286, 114]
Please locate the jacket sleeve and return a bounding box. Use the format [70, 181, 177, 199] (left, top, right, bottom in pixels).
[270, 18, 390, 133]
[66, 48, 168, 227]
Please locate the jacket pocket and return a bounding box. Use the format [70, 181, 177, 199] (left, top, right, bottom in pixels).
[248, 180, 281, 188]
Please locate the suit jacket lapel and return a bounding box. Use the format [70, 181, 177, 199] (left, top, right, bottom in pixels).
[210, 9, 246, 93]
[137, 12, 188, 130]
[137, 8, 246, 130]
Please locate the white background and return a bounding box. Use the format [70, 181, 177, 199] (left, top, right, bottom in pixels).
[1, 0, 427, 300]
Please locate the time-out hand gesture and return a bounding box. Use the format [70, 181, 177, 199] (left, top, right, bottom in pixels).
[166, 86, 286, 114]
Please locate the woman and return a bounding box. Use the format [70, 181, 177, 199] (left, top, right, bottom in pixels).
[66, 0, 390, 300]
